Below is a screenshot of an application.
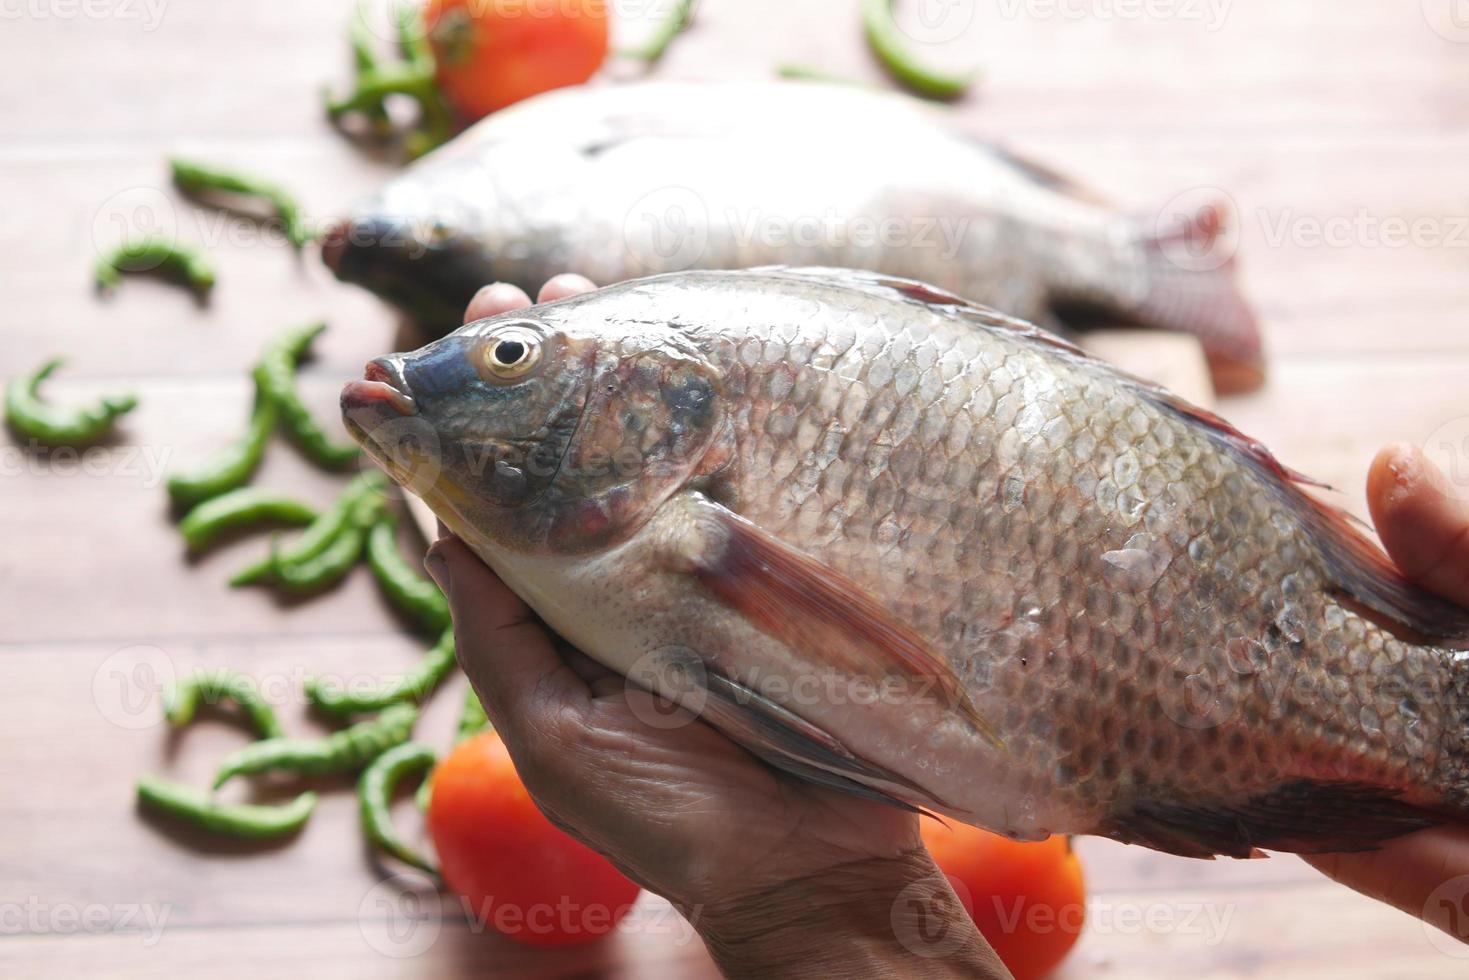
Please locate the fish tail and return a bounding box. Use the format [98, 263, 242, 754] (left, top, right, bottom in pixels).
[1056, 196, 1265, 394]
[1129, 197, 1263, 394]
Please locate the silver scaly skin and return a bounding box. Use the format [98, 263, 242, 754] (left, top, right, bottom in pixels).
[342, 268, 1468, 859]
[324, 81, 1264, 392]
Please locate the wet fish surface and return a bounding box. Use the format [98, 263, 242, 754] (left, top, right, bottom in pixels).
[324, 81, 1264, 393]
[341, 267, 1467, 859]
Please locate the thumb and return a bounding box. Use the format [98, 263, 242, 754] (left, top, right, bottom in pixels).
[424, 534, 587, 737]
[1367, 443, 1469, 606]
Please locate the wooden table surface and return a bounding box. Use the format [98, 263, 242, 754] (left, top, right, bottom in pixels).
[5, 1, 1469, 976]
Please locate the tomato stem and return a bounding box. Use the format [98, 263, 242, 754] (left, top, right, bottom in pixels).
[326, 4, 454, 158]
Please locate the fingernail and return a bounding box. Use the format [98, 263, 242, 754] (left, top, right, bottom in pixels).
[424, 549, 450, 593]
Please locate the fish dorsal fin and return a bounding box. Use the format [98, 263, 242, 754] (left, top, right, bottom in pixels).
[747, 266, 1086, 357]
[1133, 382, 1469, 647]
[980, 141, 1113, 207]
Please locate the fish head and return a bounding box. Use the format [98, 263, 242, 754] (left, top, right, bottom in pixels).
[321, 145, 583, 335]
[341, 288, 729, 557]
[321, 210, 489, 333]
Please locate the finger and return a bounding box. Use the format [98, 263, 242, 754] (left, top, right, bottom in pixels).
[1303, 825, 1469, 943]
[557, 640, 619, 688]
[424, 534, 587, 739]
[536, 274, 596, 304]
[1367, 443, 1469, 605]
[463, 282, 532, 324]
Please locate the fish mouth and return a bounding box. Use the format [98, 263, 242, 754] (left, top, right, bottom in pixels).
[341, 357, 420, 456]
[344, 358, 418, 418]
[319, 218, 351, 274]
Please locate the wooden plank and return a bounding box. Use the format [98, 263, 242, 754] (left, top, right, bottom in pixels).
[1052, 881, 1464, 979]
[8, 2, 1468, 145]
[6, 0, 1469, 976]
[0, 899, 719, 979]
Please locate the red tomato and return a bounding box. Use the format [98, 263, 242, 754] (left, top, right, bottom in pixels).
[424, 0, 610, 121]
[921, 822, 1086, 980]
[427, 731, 640, 947]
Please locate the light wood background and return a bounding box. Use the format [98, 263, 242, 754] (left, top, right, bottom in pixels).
[4, 1, 1469, 976]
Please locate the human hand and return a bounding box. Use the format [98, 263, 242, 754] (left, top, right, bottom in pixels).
[426, 277, 1008, 979]
[1304, 443, 1469, 944]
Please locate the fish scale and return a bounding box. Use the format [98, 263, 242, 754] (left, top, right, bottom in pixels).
[343, 267, 1469, 858]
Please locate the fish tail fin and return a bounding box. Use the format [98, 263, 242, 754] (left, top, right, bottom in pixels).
[1129, 197, 1264, 394]
[1059, 196, 1264, 394]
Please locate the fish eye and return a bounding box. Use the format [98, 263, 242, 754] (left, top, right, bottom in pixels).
[480, 324, 542, 380]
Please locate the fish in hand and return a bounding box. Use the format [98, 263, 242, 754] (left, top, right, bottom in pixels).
[323, 81, 1264, 393]
[341, 266, 1468, 859]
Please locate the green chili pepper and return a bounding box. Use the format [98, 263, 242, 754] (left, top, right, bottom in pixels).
[5, 358, 138, 448]
[457, 683, 488, 743]
[163, 668, 285, 740]
[776, 63, 866, 86]
[860, 0, 977, 101]
[137, 774, 316, 839]
[267, 483, 384, 594]
[231, 471, 384, 586]
[166, 387, 275, 508]
[214, 703, 418, 788]
[365, 518, 450, 635]
[254, 322, 360, 470]
[618, 0, 696, 62]
[269, 521, 367, 594]
[416, 683, 487, 811]
[359, 741, 438, 873]
[95, 236, 215, 297]
[307, 628, 455, 715]
[178, 488, 319, 554]
[169, 159, 311, 249]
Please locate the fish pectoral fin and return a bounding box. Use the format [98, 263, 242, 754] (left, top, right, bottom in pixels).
[696, 669, 946, 814]
[1100, 780, 1438, 860]
[666, 492, 999, 747]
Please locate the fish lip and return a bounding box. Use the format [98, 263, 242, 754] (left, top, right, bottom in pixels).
[341, 378, 415, 418]
[342, 358, 417, 418]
